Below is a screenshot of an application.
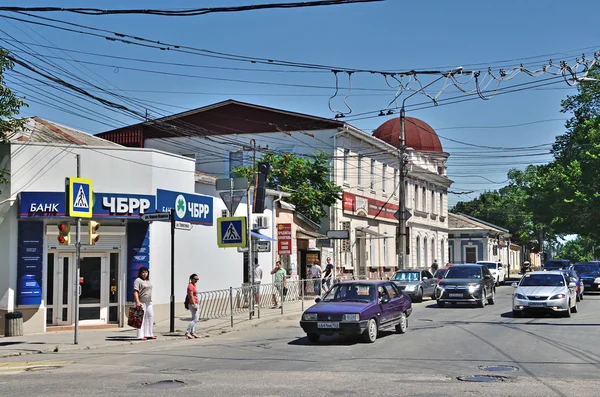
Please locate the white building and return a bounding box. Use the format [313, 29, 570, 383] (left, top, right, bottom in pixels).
[98, 100, 452, 279]
[0, 117, 260, 334]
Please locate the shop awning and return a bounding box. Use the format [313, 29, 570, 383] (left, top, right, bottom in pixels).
[250, 231, 277, 242]
[355, 227, 392, 239]
[296, 228, 328, 240]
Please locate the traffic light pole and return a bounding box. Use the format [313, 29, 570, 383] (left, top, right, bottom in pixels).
[170, 207, 176, 333]
[74, 154, 81, 344]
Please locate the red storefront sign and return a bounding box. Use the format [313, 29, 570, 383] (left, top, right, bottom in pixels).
[342, 192, 399, 221]
[277, 223, 292, 255]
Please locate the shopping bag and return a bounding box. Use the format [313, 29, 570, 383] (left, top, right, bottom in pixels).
[127, 306, 144, 329]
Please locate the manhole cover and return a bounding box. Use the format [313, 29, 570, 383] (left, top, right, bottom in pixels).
[143, 380, 185, 389]
[25, 366, 63, 372]
[457, 375, 507, 383]
[159, 369, 197, 375]
[479, 365, 519, 372]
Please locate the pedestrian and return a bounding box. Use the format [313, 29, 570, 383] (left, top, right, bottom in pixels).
[253, 257, 262, 305]
[322, 257, 334, 292]
[185, 273, 200, 339]
[311, 259, 323, 296]
[270, 260, 287, 308]
[431, 259, 439, 274]
[133, 266, 155, 341]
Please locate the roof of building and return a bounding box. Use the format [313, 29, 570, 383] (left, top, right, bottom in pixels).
[448, 212, 510, 235]
[9, 117, 122, 147]
[97, 99, 345, 145]
[372, 117, 445, 154]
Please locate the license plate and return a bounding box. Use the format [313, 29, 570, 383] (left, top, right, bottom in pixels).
[584, 284, 592, 287]
[449, 293, 463, 298]
[528, 302, 546, 307]
[317, 322, 340, 329]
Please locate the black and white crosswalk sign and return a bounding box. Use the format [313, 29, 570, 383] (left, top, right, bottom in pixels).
[217, 217, 246, 248]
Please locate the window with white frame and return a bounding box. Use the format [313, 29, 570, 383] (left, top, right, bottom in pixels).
[431, 238, 435, 262]
[431, 191, 436, 214]
[370, 159, 376, 190]
[441, 240, 445, 263]
[423, 238, 428, 266]
[358, 155, 363, 186]
[465, 246, 477, 263]
[383, 235, 388, 266]
[382, 164, 387, 193]
[422, 186, 427, 212]
[414, 185, 418, 209]
[416, 236, 421, 267]
[343, 149, 349, 182]
[393, 169, 398, 195]
[369, 237, 375, 267]
[439, 192, 444, 216]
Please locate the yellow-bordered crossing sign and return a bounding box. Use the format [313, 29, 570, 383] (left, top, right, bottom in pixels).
[217, 217, 246, 248]
[67, 177, 93, 218]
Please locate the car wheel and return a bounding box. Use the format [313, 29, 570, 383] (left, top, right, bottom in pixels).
[562, 303, 572, 317]
[437, 300, 445, 308]
[487, 288, 496, 305]
[307, 333, 320, 343]
[512, 310, 521, 318]
[363, 318, 378, 343]
[571, 300, 578, 313]
[414, 288, 423, 303]
[478, 289, 486, 308]
[396, 312, 408, 334]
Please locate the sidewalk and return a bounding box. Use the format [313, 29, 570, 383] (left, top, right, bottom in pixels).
[0, 300, 310, 358]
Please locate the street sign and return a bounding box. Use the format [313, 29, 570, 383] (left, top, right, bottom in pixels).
[254, 240, 271, 252]
[67, 177, 93, 218]
[175, 221, 193, 231]
[394, 209, 412, 222]
[237, 246, 249, 253]
[217, 216, 247, 248]
[326, 230, 350, 239]
[215, 178, 249, 191]
[140, 211, 171, 222]
[219, 190, 246, 216]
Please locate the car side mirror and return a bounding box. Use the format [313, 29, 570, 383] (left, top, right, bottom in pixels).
[315, 297, 321, 303]
[569, 282, 577, 288]
[511, 282, 518, 288]
[380, 297, 389, 304]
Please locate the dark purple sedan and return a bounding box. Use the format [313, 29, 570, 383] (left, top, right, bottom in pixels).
[299, 280, 412, 343]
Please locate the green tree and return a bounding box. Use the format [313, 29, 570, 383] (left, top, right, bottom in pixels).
[1, 48, 28, 184]
[527, 66, 600, 239]
[556, 236, 596, 263]
[232, 151, 342, 224]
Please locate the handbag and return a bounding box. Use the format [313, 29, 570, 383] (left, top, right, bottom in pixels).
[184, 295, 189, 310]
[283, 286, 288, 296]
[127, 306, 144, 329]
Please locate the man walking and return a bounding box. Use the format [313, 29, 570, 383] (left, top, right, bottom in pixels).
[311, 259, 323, 296]
[322, 257, 334, 292]
[253, 257, 262, 305]
[270, 261, 287, 308]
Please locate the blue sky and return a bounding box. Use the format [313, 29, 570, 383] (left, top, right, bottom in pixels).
[3, 0, 599, 207]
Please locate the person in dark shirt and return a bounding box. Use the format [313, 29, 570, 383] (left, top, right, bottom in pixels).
[323, 257, 334, 292]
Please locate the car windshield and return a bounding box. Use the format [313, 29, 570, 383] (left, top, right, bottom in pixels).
[322, 283, 376, 303]
[520, 274, 565, 287]
[480, 263, 497, 269]
[392, 272, 420, 281]
[573, 264, 600, 274]
[545, 261, 567, 269]
[445, 266, 481, 279]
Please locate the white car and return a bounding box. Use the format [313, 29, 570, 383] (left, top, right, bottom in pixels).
[477, 261, 505, 286]
[512, 271, 578, 318]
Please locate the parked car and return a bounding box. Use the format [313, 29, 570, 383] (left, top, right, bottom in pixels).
[559, 268, 584, 301]
[512, 271, 578, 317]
[572, 263, 600, 294]
[299, 280, 412, 343]
[435, 264, 496, 308]
[477, 261, 506, 286]
[390, 269, 436, 302]
[543, 259, 571, 271]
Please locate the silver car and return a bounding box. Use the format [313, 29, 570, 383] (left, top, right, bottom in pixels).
[391, 269, 436, 302]
[512, 271, 578, 317]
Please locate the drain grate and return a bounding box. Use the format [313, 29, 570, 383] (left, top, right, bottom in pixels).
[479, 365, 519, 372]
[143, 380, 185, 389]
[457, 375, 507, 383]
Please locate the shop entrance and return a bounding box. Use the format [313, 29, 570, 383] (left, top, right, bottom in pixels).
[47, 252, 119, 326]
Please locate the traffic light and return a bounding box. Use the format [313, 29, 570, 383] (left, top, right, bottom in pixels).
[88, 221, 100, 245]
[57, 222, 71, 245]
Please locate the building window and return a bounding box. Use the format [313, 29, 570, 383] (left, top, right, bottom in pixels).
[416, 236, 421, 268]
[423, 238, 428, 266]
[439, 193, 444, 216]
[343, 149, 349, 182]
[431, 238, 435, 263]
[431, 191, 436, 214]
[441, 240, 445, 263]
[369, 237, 375, 267]
[414, 185, 418, 209]
[393, 169, 398, 195]
[382, 164, 387, 192]
[448, 244, 453, 263]
[370, 159, 376, 190]
[465, 246, 477, 263]
[383, 235, 388, 265]
[422, 186, 427, 212]
[358, 155, 363, 186]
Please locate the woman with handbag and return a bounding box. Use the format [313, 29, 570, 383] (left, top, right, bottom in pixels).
[133, 266, 155, 340]
[185, 273, 200, 339]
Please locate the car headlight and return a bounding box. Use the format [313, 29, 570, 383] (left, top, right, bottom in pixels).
[405, 285, 416, 291]
[595, 277, 600, 283]
[468, 285, 481, 293]
[515, 293, 527, 300]
[342, 313, 360, 322]
[550, 294, 566, 300]
[303, 312, 317, 321]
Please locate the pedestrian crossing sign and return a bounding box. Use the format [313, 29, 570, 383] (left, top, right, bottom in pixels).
[67, 177, 93, 218]
[217, 216, 246, 248]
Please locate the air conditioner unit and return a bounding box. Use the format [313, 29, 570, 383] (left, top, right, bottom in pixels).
[253, 215, 269, 229]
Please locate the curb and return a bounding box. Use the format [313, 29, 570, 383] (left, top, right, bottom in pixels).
[0, 309, 302, 358]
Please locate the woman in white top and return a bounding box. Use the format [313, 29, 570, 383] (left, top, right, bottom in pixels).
[133, 266, 155, 340]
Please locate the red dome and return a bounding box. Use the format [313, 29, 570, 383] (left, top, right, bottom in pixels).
[372, 117, 443, 153]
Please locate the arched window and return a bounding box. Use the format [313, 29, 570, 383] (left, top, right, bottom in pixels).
[441, 240, 445, 263]
[416, 236, 421, 268]
[423, 238, 428, 266]
[432, 238, 436, 263]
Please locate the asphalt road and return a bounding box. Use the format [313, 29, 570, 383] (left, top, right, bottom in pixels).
[2, 285, 600, 397]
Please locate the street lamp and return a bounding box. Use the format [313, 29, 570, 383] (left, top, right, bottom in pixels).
[396, 67, 462, 269]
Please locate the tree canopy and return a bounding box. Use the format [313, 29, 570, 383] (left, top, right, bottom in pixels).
[232, 151, 342, 224]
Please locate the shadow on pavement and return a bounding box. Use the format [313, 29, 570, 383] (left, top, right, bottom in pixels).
[0, 341, 26, 347]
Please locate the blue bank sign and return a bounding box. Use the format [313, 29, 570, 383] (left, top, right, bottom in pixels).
[19, 192, 155, 218]
[156, 189, 213, 225]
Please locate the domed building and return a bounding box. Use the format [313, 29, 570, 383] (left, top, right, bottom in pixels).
[372, 117, 446, 155]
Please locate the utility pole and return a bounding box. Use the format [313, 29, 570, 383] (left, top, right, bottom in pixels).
[248, 139, 256, 319]
[169, 207, 175, 333]
[74, 154, 81, 344]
